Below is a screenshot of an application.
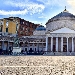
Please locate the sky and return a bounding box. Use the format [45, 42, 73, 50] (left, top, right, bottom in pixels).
[0, 0, 75, 26]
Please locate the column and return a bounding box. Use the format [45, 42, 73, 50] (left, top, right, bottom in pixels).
[61, 37, 63, 52]
[72, 37, 74, 52]
[67, 37, 68, 52]
[23, 41, 25, 50]
[56, 37, 58, 52]
[12, 42, 13, 51]
[2, 41, 4, 50]
[33, 42, 34, 51]
[42, 42, 43, 50]
[28, 42, 29, 51]
[37, 43, 39, 51]
[51, 37, 53, 52]
[46, 37, 48, 52]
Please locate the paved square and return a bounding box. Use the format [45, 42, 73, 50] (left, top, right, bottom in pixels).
[0, 56, 75, 75]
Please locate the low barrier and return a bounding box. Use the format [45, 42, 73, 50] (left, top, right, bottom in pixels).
[43, 52, 75, 56]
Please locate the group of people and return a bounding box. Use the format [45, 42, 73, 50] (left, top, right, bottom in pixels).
[21, 49, 44, 55]
[0, 49, 12, 55]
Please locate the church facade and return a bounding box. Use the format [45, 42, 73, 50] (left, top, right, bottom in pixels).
[45, 8, 75, 54]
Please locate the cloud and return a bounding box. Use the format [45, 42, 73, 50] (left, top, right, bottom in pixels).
[67, 0, 75, 7]
[4, 0, 45, 15]
[66, 0, 75, 15]
[37, 0, 67, 6]
[31, 20, 42, 24]
[38, 16, 47, 18]
[0, 9, 28, 15]
[37, 0, 51, 5]
[1, 0, 68, 16]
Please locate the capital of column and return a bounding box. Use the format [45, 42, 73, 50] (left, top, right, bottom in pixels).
[46, 36, 48, 38]
[72, 37, 74, 39]
[51, 37, 53, 39]
[66, 37, 69, 39]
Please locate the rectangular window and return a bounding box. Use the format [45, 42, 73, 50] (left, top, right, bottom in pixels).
[0, 26, 2, 32]
[6, 21, 8, 27]
[6, 28, 8, 32]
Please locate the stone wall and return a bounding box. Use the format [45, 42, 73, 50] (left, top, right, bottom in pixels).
[33, 31, 46, 35]
[46, 18, 75, 31]
[0, 56, 75, 75]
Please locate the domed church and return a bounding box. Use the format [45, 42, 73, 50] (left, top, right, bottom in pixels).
[45, 7, 75, 55]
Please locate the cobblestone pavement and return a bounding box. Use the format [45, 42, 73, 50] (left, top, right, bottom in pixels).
[0, 56, 75, 75]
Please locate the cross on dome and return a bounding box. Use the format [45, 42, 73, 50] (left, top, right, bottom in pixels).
[65, 6, 66, 11]
[63, 6, 68, 12]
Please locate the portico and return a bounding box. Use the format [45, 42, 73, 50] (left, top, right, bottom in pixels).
[46, 36, 75, 52]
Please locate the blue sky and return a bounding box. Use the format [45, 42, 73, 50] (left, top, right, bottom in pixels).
[0, 0, 75, 26]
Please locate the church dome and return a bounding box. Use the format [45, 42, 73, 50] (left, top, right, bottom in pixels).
[36, 25, 46, 31]
[46, 8, 75, 24]
[52, 10, 75, 19]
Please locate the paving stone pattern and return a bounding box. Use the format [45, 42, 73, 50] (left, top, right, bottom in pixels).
[0, 56, 75, 75]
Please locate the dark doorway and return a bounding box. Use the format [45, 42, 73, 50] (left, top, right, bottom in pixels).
[63, 45, 67, 52]
[29, 48, 33, 53]
[25, 48, 27, 52]
[53, 45, 56, 52]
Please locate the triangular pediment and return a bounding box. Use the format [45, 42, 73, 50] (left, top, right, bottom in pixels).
[50, 27, 75, 33]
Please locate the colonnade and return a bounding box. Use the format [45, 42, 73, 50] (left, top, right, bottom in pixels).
[46, 37, 75, 52]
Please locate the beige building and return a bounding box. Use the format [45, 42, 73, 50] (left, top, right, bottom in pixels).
[0, 18, 17, 34]
[0, 18, 17, 54]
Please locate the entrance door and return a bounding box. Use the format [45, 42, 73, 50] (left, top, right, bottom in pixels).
[53, 45, 56, 52]
[29, 48, 33, 52]
[63, 45, 67, 52]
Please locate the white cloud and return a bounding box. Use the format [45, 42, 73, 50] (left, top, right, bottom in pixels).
[0, 9, 28, 15]
[37, 0, 66, 6]
[37, 0, 51, 5]
[31, 20, 42, 24]
[4, 0, 45, 15]
[66, 0, 75, 15]
[1, 0, 68, 16]
[67, 0, 75, 7]
[38, 16, 47, 18]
